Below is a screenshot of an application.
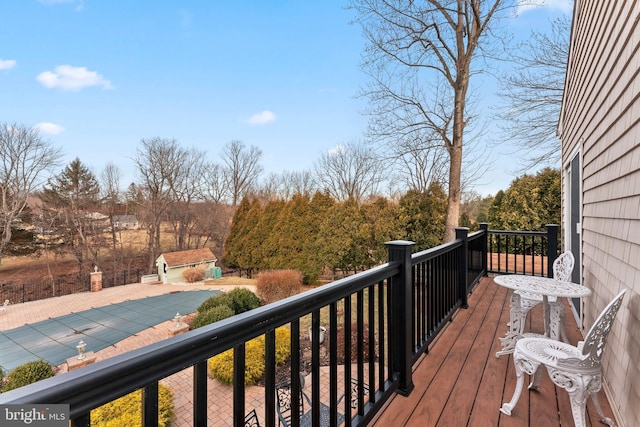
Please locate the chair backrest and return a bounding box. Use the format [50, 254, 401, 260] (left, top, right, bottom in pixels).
[566, 289, 626, 370]
[553, 251, 575, 282]
[245, 408, 260, 427]
[275, 379, 305, 427]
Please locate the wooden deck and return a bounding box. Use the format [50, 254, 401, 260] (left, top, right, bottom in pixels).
[370, 277, 617, 427]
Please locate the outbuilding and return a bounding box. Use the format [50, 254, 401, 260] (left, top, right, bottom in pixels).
[155, 248, 218, 284]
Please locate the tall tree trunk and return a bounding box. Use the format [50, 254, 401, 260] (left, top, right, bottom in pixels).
[446, 144, 463, 241]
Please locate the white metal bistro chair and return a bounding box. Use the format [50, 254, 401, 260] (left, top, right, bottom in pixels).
[514, 251, 575, 342]
[501, 289, 625, 427]
[0, 299, 9, 314]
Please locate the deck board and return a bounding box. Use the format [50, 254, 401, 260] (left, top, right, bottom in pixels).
[370, 277, 617, 427]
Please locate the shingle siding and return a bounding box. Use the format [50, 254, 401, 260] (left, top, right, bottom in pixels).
[559, 1, 640, 426]
[155, 248, 217, 284]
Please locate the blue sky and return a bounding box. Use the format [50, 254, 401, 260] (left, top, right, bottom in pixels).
[0, 0, 571, 197]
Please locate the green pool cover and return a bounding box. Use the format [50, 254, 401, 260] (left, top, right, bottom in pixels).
[0, 289, 219, 372]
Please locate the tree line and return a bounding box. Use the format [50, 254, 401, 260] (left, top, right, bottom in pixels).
[0, 116, 561, 283]
[0, 126, 452, 273]
[224, 167, 560, 284]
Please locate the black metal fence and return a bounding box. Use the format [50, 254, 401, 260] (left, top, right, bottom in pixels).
[101, 269, 143, 288]
[0, 226, 557, 427]
[0, 268, 143, 303]
[0, 276, 90, 303]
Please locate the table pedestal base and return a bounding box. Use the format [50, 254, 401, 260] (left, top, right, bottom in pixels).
[496, 292, 565, 358]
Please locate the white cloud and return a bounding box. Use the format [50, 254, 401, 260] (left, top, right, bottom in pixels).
[38, 0, 85, 11]
[35, 122, 66, 135]
[0, 59, 17, 70]
[517, 0, 572, 15]
[328, 145, 346, 155]
[36, 65, 113, 91]
[244, 110, 277, 126]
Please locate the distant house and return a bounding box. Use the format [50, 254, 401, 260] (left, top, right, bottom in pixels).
[85, 212, 110, 232]
[113, 215, 139, 230]
[155, 248, 217, 284]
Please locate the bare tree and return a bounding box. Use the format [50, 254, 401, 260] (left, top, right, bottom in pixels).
[350, 0, 510, 240]
[221, 140, 263, 206]
[0, 123, 62, 263]
[202, 162, 228, 204]
[167, 147, 207, 250]
[254, 170, 318, 202]
[250, 172, 277, 203]
[101, 162, 123, 272]
[314, 140, 384, 203]
[393, 129, 449, 193]
[133, 137, 187, 272]
[498, 15, 570, 170]
[282, 170, 317, 198]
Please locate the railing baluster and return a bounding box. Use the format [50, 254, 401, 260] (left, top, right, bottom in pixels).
[193, 360, 208, 426]
[420, 263, 426, 348]
[378, 280, 386, 393]
[233, 343, 246, 427]
[385, 279, 393, 383]
[285, 320, 300, 427]
[357, 289, 365, 414]
[310, 310, 321, 427]
[329, 303, 339, 427]
[142, 382, 158, 427]
[264, 330, 276, 427]
[344, 295, 352, 427]
[367, 284, 375, 406]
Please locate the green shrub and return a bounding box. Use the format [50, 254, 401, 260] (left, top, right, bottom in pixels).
[208, 326, 291, 385]
[190, 305, 235, 329]
[209, 339, 265, 385]
[197, 288, 260, 315]
[91, 383, 174, 427]
[182, 266, 205, 283]
[226, 287, 261, 313]
[274, 327, 291, 365]
[197, 293, 233, 313]
[2, 360, 55, 392]
[255, 270, 302, 304]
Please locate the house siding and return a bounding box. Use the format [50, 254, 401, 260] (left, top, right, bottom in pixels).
[559, 1, 640, 426]
[155, 248, 217, 284]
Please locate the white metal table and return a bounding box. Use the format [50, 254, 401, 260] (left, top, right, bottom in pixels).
[493, 275, 591, 357]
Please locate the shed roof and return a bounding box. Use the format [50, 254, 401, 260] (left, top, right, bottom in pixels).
[114, 215, 138, 222]
[159, 248, 217, 268]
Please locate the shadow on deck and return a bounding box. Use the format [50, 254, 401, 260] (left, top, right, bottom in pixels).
[370, 277, 617, 427]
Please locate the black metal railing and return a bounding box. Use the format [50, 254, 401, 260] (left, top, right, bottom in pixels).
[0, 226, 557, 427]
[484, 223, 558, 277]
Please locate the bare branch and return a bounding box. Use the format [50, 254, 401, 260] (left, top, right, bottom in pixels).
[314, 140, 384, 203]
[0, 123, 63, 262]
[497, 15, 570, 170]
